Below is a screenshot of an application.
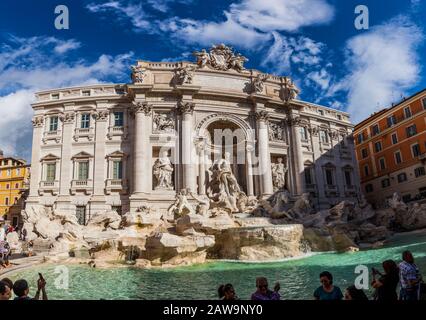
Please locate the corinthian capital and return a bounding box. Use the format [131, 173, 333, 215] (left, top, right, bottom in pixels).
[32, 116, 44, 128]
[255, 110, 269, 122]
[64, 112, 75, 124]
[133, 101, 152, 115]
[177, 100, 195, 115]
[287, 116, 302, 127]
[92, 110, 109, 121]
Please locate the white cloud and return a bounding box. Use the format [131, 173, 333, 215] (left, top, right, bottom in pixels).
[160, 14, 269, 49]
[0, 35, 133, 160]
[306, 68, 331, 90]
[261, 32, 326, 75]
[147, 0, 194, 13]
[53, 39, 82, 54]
[86, 1, 151, 31]
[330, 16, 424, 123]
[229, 0, 334, 32]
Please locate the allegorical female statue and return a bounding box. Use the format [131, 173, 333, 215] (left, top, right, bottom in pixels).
[153, 150, 174, 190]
[271, 158, 287, 192]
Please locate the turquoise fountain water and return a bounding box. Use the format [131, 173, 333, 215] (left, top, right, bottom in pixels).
[7, 231, 426, 300]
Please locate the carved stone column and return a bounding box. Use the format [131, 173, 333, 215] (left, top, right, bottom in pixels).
[246, 143, 255, 197]
[178, 101, 196, 192]
[196, 139, 206, 195]
[288, 114, 304, 195]
[133, 102, 152, 194]
[256, 110, 273, 197]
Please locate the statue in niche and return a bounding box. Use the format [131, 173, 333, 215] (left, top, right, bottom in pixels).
[271, 158, 287, 192]
[153, 113, 175, 133]
[207, 152, 244, 213]
[153, 150, 174, 190]
[252, 73, 269, 93]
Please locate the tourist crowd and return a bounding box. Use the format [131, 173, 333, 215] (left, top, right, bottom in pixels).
[0, 250, 424, 301]
[218, 250, 425, 301]
[0, 221, 32, 270]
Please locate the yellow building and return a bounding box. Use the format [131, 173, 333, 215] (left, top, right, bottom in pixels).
[0, 150, 30, 226]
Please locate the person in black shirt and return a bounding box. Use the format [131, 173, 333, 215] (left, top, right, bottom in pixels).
[371, 259, 399, 301]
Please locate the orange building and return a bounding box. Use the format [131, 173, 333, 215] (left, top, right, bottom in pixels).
[354, 89, 426, 207]
[0, 150, 30, 226]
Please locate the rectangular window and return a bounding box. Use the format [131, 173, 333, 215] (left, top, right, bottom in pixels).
[397, 173, 407, 183]
[422, 98, 426, 110]
[379, 157, 386, 170]
[16, 168, 20, 176]
[395, 151, 402, 164]
[412, 143, 421, 157]
[337, 114, 342, 120]
[364, 165, 369, 176]
[6, 184, 9, 189]
[391, 133, 398, 145]
[46, 163, 56, 182]
[49, 116, 59, 132]
[325, 169, 333, 185]
[76, 206, 86, 226]
[357, 133, 364, 144]
[406, 124, 417, 138]
[318, 110, 324, 116]
[81, 113, 90, 129]
[5, 198, 9, 206]
[415, 167, 425, 178]
[361, 148, 368, 159]
[365, 184, 373, 193]
[344, 171, 352, 186]
[404, 106, 412, 118]
[14, 197, 18, 204]
[82, 90, 91, 96]
[51, 93, 59, 100]
[381, 179, 391, 188]
[320, 130, 329, 143]
[374, 141, 382, 153]
[114, 112, 124, 127]
[387, 115, 397, 127]
[299, 127, 308, 140]
[112, 160, 123, 180]
[372, 124, 380, 136]
[6, 169, 10, 176]
[15, 183, 19, 189]
[78, 161, 89, 180]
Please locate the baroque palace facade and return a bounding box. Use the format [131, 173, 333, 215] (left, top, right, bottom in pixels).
[355, 89, 426, 207]
[27, 45, 359, 223]
[0, 150, 30, 226]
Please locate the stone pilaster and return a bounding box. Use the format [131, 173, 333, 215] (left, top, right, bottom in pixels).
[246, 143, 255, 197]
[28, 115, 44, 201]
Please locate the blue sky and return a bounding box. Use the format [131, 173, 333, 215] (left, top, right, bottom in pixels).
[0, 0, 425, 161]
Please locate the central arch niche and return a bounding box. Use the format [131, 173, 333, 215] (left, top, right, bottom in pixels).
[204, 119, 248, 194]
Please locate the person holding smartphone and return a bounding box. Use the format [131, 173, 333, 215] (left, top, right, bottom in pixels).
[371, 260, 399, 301]
[13, 275, 48, 300]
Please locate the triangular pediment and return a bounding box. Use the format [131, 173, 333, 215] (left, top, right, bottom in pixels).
[106, 150, 127, 158]
[71, 151, 93, 159]
[40, 154, 60, 161]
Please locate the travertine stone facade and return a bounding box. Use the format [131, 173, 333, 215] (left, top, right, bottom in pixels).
[27, 45, 360, 222]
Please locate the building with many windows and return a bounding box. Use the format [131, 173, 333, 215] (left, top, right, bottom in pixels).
[354, 89, 426, 206]
[26, 45, 360, 224]
[0, 150, 30, 226]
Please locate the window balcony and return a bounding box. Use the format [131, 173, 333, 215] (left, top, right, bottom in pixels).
[105, 179, 128, 194]
[42, 130, 62, 144]
[324, 184, 339, 197]
[73, 127, 95, 142]
[38, 180, 59, 195]
[70, 179, 93, 195]
[107, 126, 128, 140]
[344, 185, 357, 197]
